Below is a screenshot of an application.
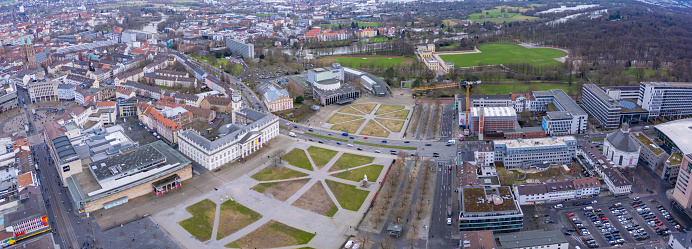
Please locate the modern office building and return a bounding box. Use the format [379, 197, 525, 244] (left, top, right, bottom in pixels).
[178, 108, 279, 170]
[0, 84, 18, 113]
[672, 154, 692, 209]
[458, 186, 523, 233]
[225, 38, 255, 58]
[638, 82, 692, 118]
[582, 84, 622, 129]
[493, 136, 577, 170]
[602, 125, 640, 168]
[531, 89, 587, 135]
[28, 80, 59, 102]
[66, 140, 192, 212]
[605, 86, 640, 101]
[496, 230, 568, 249]
[469, 106, 517, 135]
[655, 118, 692, 155]
[306, 67, 360, 106]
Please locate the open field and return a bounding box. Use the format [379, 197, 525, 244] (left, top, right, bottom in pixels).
[439, 43, 565, 67]
[375, 119, 405, 132]
[251, 166, 308, 181]
[327, 113, 363, 124]
[338, 106, 365, 115]
[331, 153, 374, 171]
[375, 104, 405, 114]
[225, 220, 315, 248]
[283, 149, 313, 171]
[377, 109, 409, 120]
[306, 147, 338, 169]
[359, 120, 390, 137]
[334, 164, 384, 182]
[216, 200, 263, 240]
[178, 199, 216, 241]
[251, 179, 309, 202]
[320, 56, 413, 68]
[351, 103, 378, 114]
[191, 55, 244, 75]
[478, 82, 575, 95]
[330, 119, 365, 133]
[467, 6, 539, 23]
[291, 183, 338, 217]
[326, 180, 370, 211]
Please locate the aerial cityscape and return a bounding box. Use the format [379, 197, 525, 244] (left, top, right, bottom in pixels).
[0, 0, 691, 248]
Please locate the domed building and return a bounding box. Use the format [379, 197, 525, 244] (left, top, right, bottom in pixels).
[603, 124, 640, 168]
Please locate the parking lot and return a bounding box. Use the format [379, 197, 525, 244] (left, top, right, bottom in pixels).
[524, 195, 681, 248]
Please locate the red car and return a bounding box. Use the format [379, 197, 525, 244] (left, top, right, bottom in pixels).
[363, 137, 368, 139]
[653, 218, 659, 221]
[633, 204, 639, 208]
[601, 217, 608, 221]
[658, 222, 664, 226]
[655, 226, 660, 230]
[568, 213, 575, 217]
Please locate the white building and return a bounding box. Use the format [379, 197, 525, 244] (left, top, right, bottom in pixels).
[493, 136, 577, 170]
[531, 89, 587, 136]
[638, 82, 692, 118]
[513, 177, 600, 205]
[496, 230, 568, 249]
[177, 108, 278, 170]
[603, 124, 640, 168]
[668, 232, 692, 249]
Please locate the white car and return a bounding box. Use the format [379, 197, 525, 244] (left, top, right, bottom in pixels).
[447, 218, 452, 225]
[347, 144, 353, 147]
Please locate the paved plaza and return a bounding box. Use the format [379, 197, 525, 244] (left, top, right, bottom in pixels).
[152, 142, 395, 248]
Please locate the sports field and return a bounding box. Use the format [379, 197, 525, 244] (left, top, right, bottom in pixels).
[319, 56, 413, 68]
[439, 43, 565, 67]
[467, 7, 539, 23]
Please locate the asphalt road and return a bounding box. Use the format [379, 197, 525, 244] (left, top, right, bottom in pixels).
[427, 158, 458, 248]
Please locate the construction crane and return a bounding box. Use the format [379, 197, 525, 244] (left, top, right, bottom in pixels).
[459, 81, 481, 136]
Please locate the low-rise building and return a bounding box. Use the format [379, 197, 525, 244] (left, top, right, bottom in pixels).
[632, 132, 668, 171]
[460, 231, 496, 249]
[137, 103, 191, 144]
[493, 136, 577, 170]
[600, 165, 632, 196]
[28, 80, 59, 102]
[458, 186, 523, 233]
[513, 177, 600, 205]
[200, 96, 233, 113]
[0, 84, 18, 113]
[496, 230, 568, 249]
[668, 231, 692, 249]
[57, 84, 76, 100]
[531, 89, 587, 135]
[659, 152, 683, 184]
[257, 83, 292, 112]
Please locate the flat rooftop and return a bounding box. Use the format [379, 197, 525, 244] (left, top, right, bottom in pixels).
[642, 82, 692, 88]
[88, 144, 166, 182]
[461, 186, 519, 214]
[633, 133, 663, 155]
[494, 136, 576, 149]
[533, 89, 587, 116]
[655, 119, 692, 154]
[497, 230, 567, 248]
[585, 84, 621, 108]
[471, 106, 516, 117]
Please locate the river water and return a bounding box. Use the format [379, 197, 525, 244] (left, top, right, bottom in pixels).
[140, 13, 168, 34]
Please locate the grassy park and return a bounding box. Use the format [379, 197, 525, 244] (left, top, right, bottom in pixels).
[439, 43, 565, 67]
[225, 220, 315, 248]
[251, 166, 308, 181]
[334, 164, 384, 182]
[330, 119, 365, 133]
[375, 105, 405, 114]
[359, 120, 390, 137]
[375, 119, 405, 132]
[467, 7, 539, 23]
[331, 153, 374, 171]
[191, 54, 244, 75]
[377, 110, 409, 119]
[327, 113, 363, 124]
[320, 56, 413, 69]
[306, 147, 338, 169]
[326, 180, 370, 211]
[216, 200, 263, 240]
[283, 149, 313, 171]
[178, 199, 217, 241]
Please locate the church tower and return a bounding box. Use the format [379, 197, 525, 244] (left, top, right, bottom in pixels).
[19, 36, 37, 70]
[231, 91, 242, 124]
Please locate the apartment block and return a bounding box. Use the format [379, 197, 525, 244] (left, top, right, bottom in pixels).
[493, 136, 577, 170]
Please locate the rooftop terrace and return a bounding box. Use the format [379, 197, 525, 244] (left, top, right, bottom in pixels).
[462, 186, 518, 213]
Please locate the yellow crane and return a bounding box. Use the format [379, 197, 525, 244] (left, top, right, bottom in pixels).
[460, 81, 481, 136]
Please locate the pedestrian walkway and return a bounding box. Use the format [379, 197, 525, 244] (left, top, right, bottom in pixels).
[152, 142, 394, 249]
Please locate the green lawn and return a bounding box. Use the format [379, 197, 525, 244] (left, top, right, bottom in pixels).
[283, 149, 313, 171]
[334, 164, 384, 182]
[325, 205, 338, 218]
[439, 43, 565, 67]
[251, 182, 279, 193]
[178, 199, 217, 241]
[306, 147, 338, 169]
[326, 180, 370, 211]
[320, 56, 413, 68]
[626, 67, 667, 77]
[467, 7, 539, 23]
[191, 54, 244, 75]
[331, 153, 374, 171]
[251, 166, 308, 181]
[216, 200, 262, 240]
[225, 221, 315, 248]
[477, 82, 575, 95]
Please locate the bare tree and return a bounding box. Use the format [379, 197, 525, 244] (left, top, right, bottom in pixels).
[380, 236, 394, 249]
[358, 233, 372, 248]
[271, 149, 287, 166]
